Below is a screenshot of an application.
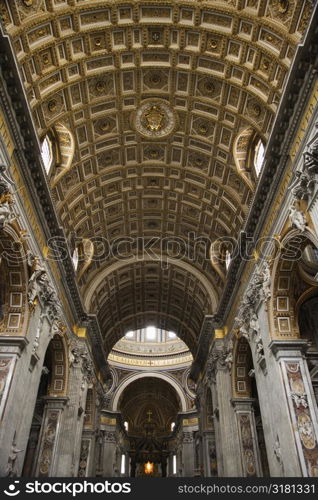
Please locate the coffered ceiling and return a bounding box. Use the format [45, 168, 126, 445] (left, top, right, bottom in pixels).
[1, 0, 312, 352]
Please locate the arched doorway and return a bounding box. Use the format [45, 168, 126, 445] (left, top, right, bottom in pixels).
[117, 376, 181, 477]
[22, 334, 68, 477]
[298, 295, 318, 406]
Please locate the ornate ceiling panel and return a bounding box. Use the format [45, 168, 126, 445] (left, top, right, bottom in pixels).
[89, 260, 212, 354]
[1, 0, 312, 352]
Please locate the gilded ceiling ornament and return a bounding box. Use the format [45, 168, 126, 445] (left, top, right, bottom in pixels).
[198, 123, 208, 134]
[48, 99, 57, 113]
[95, 81, 105, 94]
[276, 0, 289, 14]
[133, 99, 177, 139]
[144, 105, 165, 132]
[100, 120, 110, 132]
[208, 40, 218, 50]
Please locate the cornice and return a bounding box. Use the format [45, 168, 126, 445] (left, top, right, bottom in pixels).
[0, 26, 108, 379]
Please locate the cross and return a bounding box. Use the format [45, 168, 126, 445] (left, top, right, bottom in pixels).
[147, 410, 152, 422]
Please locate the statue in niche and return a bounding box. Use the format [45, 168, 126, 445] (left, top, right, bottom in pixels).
[27, 253, 47, 307]
[255, 335, 265, 364]
[0, 165, 15, 230]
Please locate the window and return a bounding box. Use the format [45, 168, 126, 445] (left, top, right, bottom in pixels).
[121, 454, 125, 474]
[171, 421, 175, 431]
[41, 136, 53, 174]
[168, 331, 176, 339]
[72, 247, 79, 271]
[254, 140, 265, 177]
[225, 250, 231, 270]
[124, 421, 129, 431]
[125, 331, 134, 339]
[145, 326, 156, 340]
[173, 455, 177, 475]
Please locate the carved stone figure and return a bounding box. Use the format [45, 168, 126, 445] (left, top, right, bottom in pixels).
[6, 438, 23, 477]
[0, 165, 15, 229]
[273, 435, 284, 474]
[289, 206, 307, 232]
[289, 137, 318, 200]
[255, 334, 265, 364]
[291, 391, 308, 409]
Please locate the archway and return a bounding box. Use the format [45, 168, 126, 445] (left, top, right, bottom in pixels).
[22, 334, 68, 477]
[232, 336, 269, 477]
[117, 376, 182, 477]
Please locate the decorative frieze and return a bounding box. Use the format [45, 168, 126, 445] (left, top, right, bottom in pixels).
[281, 360, 318, 476]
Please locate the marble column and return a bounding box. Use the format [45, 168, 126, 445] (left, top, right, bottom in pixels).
[231, 398, 263, 477]
[270, 340, 318, 477]
[54, 350, 88, 476]
[210, 339, 242, 476]
[181, 431, 195, 476]
[34, 396, 68, 477]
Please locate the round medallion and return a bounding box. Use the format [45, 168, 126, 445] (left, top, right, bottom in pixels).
[133, 99, 177, 139]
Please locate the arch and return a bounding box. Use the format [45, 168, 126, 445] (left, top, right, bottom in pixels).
[49, 122, 75, 187]
[0, 226, 29, 336]
[232, 336, 253, 399]
[112, 372, 187, 412]
[84, 255, 218, 312]
[46, 333, 69, 397]
[269, 227, 318, 340]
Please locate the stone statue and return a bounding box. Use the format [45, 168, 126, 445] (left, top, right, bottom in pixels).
[273, 435, 284, 474]
[6, 438, 23, 477]
[0, 165, 15, 229]
[261, 261, 271, 301]
[249, 313, 260, 337]
[289, 206, 307, 232]
[255, 334, 265, 364]
[27, 257, 47, 306]
[224, 340, 233, 371]
[0, 195, 15, 229]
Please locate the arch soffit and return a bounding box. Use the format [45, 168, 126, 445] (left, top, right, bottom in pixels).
[112, 371, 188, 413]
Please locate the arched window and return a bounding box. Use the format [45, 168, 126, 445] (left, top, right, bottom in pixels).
[171, 421, 175, 431]
[121, 454, 126, 474]
[145, 326, 156, 341]
[168, 331, 176, 339]
[41, 136, 53, 174]
[225, 250, 231, 270]
[72, 247, 79, 271]
[173, 455, 177, 475]
[124, 421, 129, 431]
[254, 140, 265, 177]
[125, 331, 134, 339]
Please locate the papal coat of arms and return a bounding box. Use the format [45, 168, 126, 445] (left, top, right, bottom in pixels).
[133, 99, 177, 139]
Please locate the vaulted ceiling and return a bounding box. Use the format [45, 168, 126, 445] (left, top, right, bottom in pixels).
[118, 377, 181, 436]
[1, 0, 313, 353]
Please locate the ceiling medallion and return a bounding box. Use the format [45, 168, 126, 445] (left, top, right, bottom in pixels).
[133, 99, 177, 139]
